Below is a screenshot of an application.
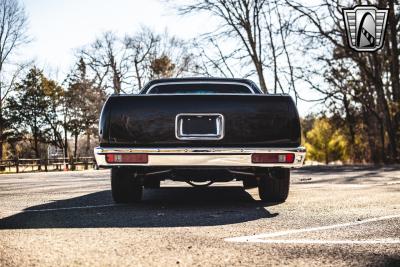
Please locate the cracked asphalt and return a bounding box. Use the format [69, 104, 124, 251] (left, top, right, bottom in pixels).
[0, 165, 399, 266]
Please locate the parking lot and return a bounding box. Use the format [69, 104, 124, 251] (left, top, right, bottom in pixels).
[0, 166, 399, 266]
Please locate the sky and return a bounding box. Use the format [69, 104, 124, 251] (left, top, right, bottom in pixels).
[20, 0, 320, 115]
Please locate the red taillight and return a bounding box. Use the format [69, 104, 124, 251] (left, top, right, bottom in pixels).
[105, 153, 148, 163]
[251, 153, 295, 163]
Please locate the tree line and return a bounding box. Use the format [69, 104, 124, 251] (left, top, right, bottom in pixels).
[2, 28, 196, 159]
[288, 0, 400, 164]
[0, 0, 398, 164]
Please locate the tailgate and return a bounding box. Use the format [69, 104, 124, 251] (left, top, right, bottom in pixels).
[99, 94, 301, 147]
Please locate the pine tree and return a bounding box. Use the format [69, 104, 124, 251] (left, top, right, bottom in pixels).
[65, 58, 106, 158]
[6, 67, 63, 159]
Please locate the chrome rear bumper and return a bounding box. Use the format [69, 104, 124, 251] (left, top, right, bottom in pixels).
[94, 147, 306, 168]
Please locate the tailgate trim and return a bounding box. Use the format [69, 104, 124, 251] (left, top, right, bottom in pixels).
[94, 147, 306, 168]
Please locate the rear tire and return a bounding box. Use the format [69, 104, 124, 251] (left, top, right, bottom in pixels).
[111, 168, 143, 203]
[258, 168, 290, 203]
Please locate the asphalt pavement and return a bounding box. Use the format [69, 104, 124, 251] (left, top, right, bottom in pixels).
[0, 165, 399, 266]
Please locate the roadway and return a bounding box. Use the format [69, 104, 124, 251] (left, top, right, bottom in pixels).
[0, 166, 399, 266]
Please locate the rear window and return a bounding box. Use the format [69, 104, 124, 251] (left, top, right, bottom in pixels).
[146, 83, 253, 94]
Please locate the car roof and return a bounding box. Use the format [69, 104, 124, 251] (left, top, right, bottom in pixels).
[139, 77, 263, 94]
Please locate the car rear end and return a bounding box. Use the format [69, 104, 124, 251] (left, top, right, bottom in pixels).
[94, 78, 306, 203]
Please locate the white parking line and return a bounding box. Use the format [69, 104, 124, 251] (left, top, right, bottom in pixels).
[226, 214, 400, 244]
[241, 239, 400, 244]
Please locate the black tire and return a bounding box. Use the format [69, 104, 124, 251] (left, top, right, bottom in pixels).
[258, 168, 290, 203]
[111, 168, 143, 203]
[143, 179, 161, 189]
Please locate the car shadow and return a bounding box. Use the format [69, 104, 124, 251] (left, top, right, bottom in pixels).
[0, 186, 279, 229]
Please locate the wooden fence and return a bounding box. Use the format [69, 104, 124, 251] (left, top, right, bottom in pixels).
[0, 157, 97, 173]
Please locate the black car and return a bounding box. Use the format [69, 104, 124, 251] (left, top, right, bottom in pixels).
[94, 77, 306, 203]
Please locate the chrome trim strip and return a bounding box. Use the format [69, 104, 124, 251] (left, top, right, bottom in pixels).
[94, 146, 306, 168]
[145, 81, 256, 94]
[95, 146, 306, 154]
[144, 169, 172, 176]
[228, 170, 256, 176]
[175, 113, 225, 140]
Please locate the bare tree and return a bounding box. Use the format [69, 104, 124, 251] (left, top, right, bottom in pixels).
[190, 37, 239, 78]
[179, 0, 269, 92]
[124, 27, 159, 90]
[125, 29, 194, 89]
[177, 0, 302, 101]
[0, 0, 29, 159]
[80, 32, 130, 94]
[287, 0, 399, 163]
[80, 29, 193, 94]
[148, 30, 194, 79]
